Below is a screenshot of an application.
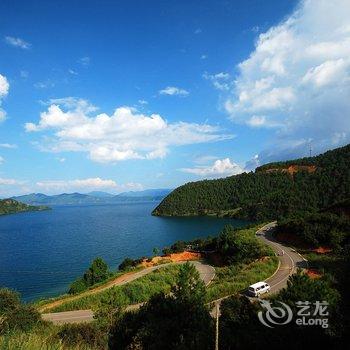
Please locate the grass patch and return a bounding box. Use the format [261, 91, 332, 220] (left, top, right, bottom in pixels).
[49, 265, 181, 313]
[35, 267, 144, 309]
[206, 256, 278, 302]
[0, 323, 104, 350]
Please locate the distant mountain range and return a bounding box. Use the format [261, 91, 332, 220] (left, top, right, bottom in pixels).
[11, 189, 172, 206]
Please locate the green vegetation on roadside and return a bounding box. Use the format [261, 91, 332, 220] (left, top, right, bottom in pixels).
[206, 257, 278, 302]
[277, 211, 350, 249]
[0, 198, 49, 216]
[49, 264, 181, 313]
[108, 262, 214, 350]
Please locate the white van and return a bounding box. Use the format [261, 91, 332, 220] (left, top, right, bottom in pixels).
[247, 282, 270, 297]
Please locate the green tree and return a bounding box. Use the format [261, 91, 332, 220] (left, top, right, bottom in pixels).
[173, 262, 206, 304]
[152, 247, 160, 256]
[83, 257, 110, 286]
[219, 296, 264, 350]
[108, 262, 213, 349]
[68, 277, 87, 294]
[118, 257, 135, 271]
[68, 257, 111, 294]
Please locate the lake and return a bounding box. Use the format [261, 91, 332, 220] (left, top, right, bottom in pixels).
[0, 202, 249, 302]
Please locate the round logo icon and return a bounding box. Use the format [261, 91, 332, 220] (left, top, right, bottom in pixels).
[258, 300, 293, 328]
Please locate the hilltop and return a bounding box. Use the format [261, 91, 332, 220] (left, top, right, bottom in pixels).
[152, 144, 350, 220]
[0, 198, 49, 216]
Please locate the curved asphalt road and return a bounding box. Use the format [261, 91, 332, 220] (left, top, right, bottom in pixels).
[211, 222, 307, 319]
[43, 223, 306, 324]
[256, 222, 307, 293]
[42, 261, 215, 324]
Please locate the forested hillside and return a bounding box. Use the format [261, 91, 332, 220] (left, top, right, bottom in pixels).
[0, 199, 49, 216]
[153, 144, 350, 221]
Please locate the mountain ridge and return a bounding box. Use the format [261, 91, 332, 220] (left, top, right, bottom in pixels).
[12, 189, 172, 206]
[152, 144, 350, 220]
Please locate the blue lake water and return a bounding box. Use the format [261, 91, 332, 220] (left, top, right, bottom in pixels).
[0, 202, 249, 302]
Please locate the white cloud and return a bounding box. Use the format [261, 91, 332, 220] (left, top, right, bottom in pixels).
[0, 177, 21, 185]
[35, 178, 143, 194]
[203, 72, 231, 91]
[244, 154, 260, 171]
[194, 28, 202, 34]
[0, 74, 9, 122]
[180, 158, 243, 178]
[193, 155, 219, 164]
[25, 100, 233, 163]
[0, 74, 9, 97]
[68, 69, 78, 75]
[302, 58, 348, 87]
[224, 0, 350, 157]
[4, 36, 31, 49]
[200, 55, 207, 60]
[36, 177, 117, 191]
[0, 143, 17, 149]
[20, 70, 29, 79]
[0, 156, 4, 164]
[159, 86, 189, 96]
[34, 80, 55, 89]
[138, 99, 148, 105]
[78, 56, 90, 66]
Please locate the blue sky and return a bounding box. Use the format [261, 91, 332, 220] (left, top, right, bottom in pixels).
[0, 0, 349, 195]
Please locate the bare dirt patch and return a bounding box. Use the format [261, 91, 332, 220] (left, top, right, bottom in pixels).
[306, 268, 322, 279]
[140, 251, 201, 267]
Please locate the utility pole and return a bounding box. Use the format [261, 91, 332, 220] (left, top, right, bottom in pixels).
[215, 301, 219, 350]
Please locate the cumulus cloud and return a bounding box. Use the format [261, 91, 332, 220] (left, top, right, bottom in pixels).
[203, 72, 231, 91]
[225, 0, 350, 159]
[25, 98, 232, 163]
[159, 86, 189, 96]
[180, 158, 243, 178]
[4, 36, 31, 49]
[0, 74, 9, 122]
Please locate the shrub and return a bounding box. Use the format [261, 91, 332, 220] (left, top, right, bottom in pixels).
[0, 288, 20, 315]
[217, 225, 269, 264]
[56, 323, 106, 348]
[1, 305, 42, 333]
[68, 277, 88, 294]
[118, 258, 136, 271]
